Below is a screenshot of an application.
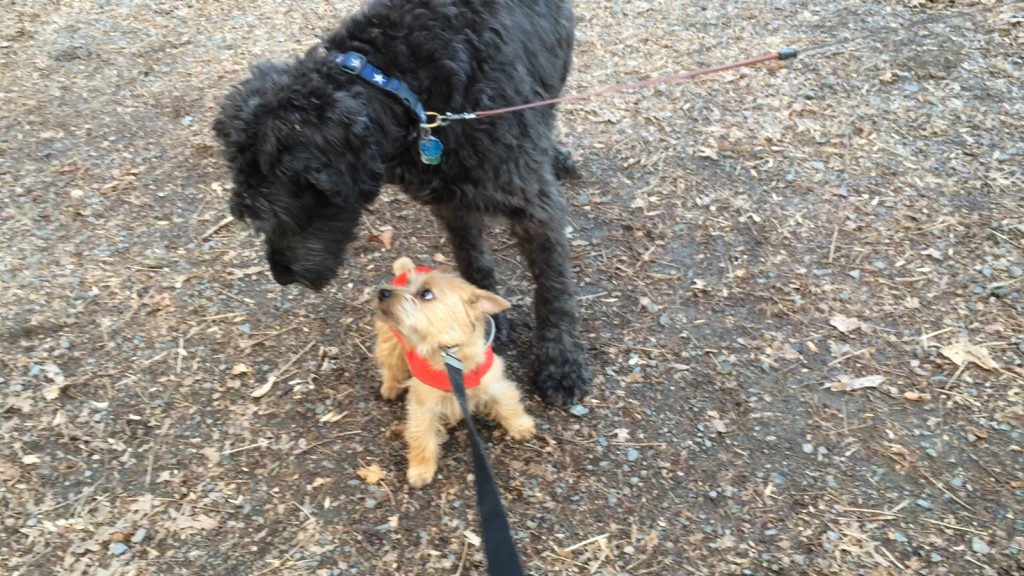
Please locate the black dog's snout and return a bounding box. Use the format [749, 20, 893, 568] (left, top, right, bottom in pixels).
[378, 288, 393, 301]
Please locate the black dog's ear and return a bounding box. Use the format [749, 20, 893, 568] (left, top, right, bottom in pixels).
[303, 155, 383, 207]
[303, 93, 386, 206]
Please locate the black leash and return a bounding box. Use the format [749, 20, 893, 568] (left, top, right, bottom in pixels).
[442, 349, 525, 576]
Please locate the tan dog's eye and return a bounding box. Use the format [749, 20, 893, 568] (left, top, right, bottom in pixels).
[419, 288, 434, 300]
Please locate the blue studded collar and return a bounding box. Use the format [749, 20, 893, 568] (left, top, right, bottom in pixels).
[329, 51, 428, 126]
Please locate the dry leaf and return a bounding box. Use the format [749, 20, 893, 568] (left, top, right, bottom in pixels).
[250, 377, 276, 398]
[227, 266, 264, 279]
[200, 447, 221, 466]
[965, 426, 988, 439]
[887, 443, 911, 458]
[388, 515, 399, 529]
[464, 529, 482, 547]
[612, 428, 631, 442]
[175, 513, 219, 531]
[830, 314, 863, 334]
[357, 464, 385, 484]
[710, 419, 728, 434]
[22, 454, 42, 465]
[43, 384, 66, 401]
[368, 229, 395, 250]
[41, 362, 67, 400]
[824, 375, 885, 392]
[318, 411, 345, 423]
[903, 391, 931, 401]
[643, 531, 660, 549]
[779, 343, 802, 361]
[939, 340, 999, 371]
[0, 460, 20, 483]
[230, 363, 252, 376]
[141, 292, 174, 312]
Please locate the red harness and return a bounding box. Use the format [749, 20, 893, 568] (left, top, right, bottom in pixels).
[389, 267, 494, 391]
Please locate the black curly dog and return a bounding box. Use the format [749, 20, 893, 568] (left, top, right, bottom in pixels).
[213, 0, 590, 406]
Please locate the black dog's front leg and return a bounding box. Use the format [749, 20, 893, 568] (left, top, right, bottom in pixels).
[431, 206, 509, 341]
[510, 193, 591, 407]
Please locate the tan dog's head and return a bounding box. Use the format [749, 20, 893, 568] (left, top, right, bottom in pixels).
[374, 257, 509, 351]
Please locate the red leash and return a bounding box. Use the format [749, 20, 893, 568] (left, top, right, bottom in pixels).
[425, 49, 798, 126]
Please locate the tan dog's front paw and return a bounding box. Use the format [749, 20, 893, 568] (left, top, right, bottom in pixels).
[380, 380, 402, 400]
[504, 415, 536, 440]
[407, 463, 438, 487]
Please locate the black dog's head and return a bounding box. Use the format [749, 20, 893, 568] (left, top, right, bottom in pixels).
[213, 59, 385, 291]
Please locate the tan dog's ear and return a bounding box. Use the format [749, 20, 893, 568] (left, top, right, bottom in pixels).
[472, 290, 511, 315]
[392, 257, 415, 276]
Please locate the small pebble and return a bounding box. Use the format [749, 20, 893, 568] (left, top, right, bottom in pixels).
[982, 266, 993, 277]
[130, 527, 148, 543]
[930, 552, 942, 563]
[567, 404, 589, 417]
[109, 542, 129, 556]
[626, 448, 640, 462]
[1009, 265, 1023, 278]
[707, 489, 718, 500]
[802, 443, 814, 454]
[949, 477, 965, 489]
[848, 269, 861, 280]
[972, 537, 990, 554]
[916, 498, 933, 510]
[365, 498, 378, 509]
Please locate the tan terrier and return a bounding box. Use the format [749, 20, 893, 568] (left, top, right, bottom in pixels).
[374, 257, 536, 487]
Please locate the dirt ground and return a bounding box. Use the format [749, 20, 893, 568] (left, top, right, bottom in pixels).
[2, 0, 1023, 574]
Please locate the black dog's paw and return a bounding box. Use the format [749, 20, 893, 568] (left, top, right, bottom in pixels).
[531, 343, 591, 407]
[553, 145, 580, 181]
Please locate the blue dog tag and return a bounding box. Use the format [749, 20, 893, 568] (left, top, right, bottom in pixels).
[419, 136, 443, 165]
